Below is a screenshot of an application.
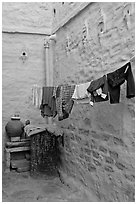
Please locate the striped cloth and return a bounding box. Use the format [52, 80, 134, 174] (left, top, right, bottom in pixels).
[56, 84, 75, 121]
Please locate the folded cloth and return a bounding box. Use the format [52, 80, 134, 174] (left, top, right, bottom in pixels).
[87, 75, 109, 104]
[56, 84, 75, 121]
[24, 125, 46, 137]
[40, 87, 57, 117]
[107, 62, 135, 104]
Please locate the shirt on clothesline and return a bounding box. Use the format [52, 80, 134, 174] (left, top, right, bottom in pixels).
[40, 87, 57, 117]
[107, 62, 135, 104]
[87, 75, 109, 105]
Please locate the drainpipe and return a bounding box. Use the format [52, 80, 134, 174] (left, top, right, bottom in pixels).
[44, 34, 56, 125]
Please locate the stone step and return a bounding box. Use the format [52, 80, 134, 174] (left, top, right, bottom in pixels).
[6, 141, 30, 148]
[16, 166, 30, 173]
[11, 159, 30, 169]
[11, 137, 20, 142]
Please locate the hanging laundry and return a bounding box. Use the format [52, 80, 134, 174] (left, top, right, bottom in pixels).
[72, 82, 91, 99]
[32, 85, 43, 108]
[107, 62, 135, 104]
[125, 62, 135, 98]
[87, 75, 109, 105]
[72, 81, 91, 104]
[40, 87, 57, 117]
[56, 84, 75, 121]
[96, 88, 107, 99]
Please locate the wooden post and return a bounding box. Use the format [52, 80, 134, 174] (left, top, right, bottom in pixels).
[5, 149, 10, 173]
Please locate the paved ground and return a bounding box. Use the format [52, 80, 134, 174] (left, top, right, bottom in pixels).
[2, 171, 98, 202]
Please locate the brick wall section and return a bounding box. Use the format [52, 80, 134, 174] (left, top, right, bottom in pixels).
[53, 2, 135, 202]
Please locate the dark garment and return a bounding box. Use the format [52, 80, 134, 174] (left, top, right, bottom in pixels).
[87, 75, 109, 103]
[40, 87, 57, 117]
[107, 62, 135, 104]
[56, 84, 75, 121]
[125, 62, 135, 98]
[5, 119, 24, 138]
[91, 93, 109, 103]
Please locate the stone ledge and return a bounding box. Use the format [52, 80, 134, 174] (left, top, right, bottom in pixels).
[5, 146, 30, 153]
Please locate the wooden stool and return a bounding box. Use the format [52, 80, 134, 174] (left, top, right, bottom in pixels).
[5, 139, 30, 173]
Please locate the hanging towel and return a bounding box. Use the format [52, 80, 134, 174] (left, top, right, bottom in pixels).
[32, 85, 43, 108]
[107, 62, 135, 104]
[56, 84, 75, 121]
[72, 82, 91, 100]
[40, 87, 57, 117]
[87, 75, 109, 105]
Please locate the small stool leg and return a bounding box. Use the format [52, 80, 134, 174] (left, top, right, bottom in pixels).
[5, 150, 10, 173]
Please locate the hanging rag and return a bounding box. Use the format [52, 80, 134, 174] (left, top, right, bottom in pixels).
[72, 82, 91, 99]
[32, 85, 43, 108]
[40, 87, 57, 117]
[87, 75, 109, 105]
[56, 84, 75, 121]
[72, 81, 91, 104]
[107, 62, 135, 104]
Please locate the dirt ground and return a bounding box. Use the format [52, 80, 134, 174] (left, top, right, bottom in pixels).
[2, 170, 98, 202]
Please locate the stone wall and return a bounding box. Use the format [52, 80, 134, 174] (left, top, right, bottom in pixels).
[53, 2, 135, 202]
[2, 2, 135, 201]
[52, 2, 90, 33]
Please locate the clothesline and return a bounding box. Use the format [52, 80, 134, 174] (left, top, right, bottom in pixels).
[130, 55, 135, 61]
[32, 55, 135, 121]
[57, 55, 135, 86]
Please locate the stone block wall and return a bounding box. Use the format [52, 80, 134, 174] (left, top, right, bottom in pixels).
[2, 2, 135, 201]
[52, 2, 90, 33]
[53, 2, 135, 202]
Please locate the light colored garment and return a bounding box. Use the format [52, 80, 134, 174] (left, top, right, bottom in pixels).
[24, 124, 45, 137]
[72, 82, 91, 100]
[96, 88, 107, 99]
[32, 85, 43, 108]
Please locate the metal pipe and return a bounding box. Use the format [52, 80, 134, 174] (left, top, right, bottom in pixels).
[44, 36, 56, 125]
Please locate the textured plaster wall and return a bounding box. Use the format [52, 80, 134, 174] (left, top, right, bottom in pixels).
[2, 33, 47, 125]
[2, 2, 52, 34]
[2, 33, 48, 151]
[2, 2, 53, 158]
[53, 2, 135, 202]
